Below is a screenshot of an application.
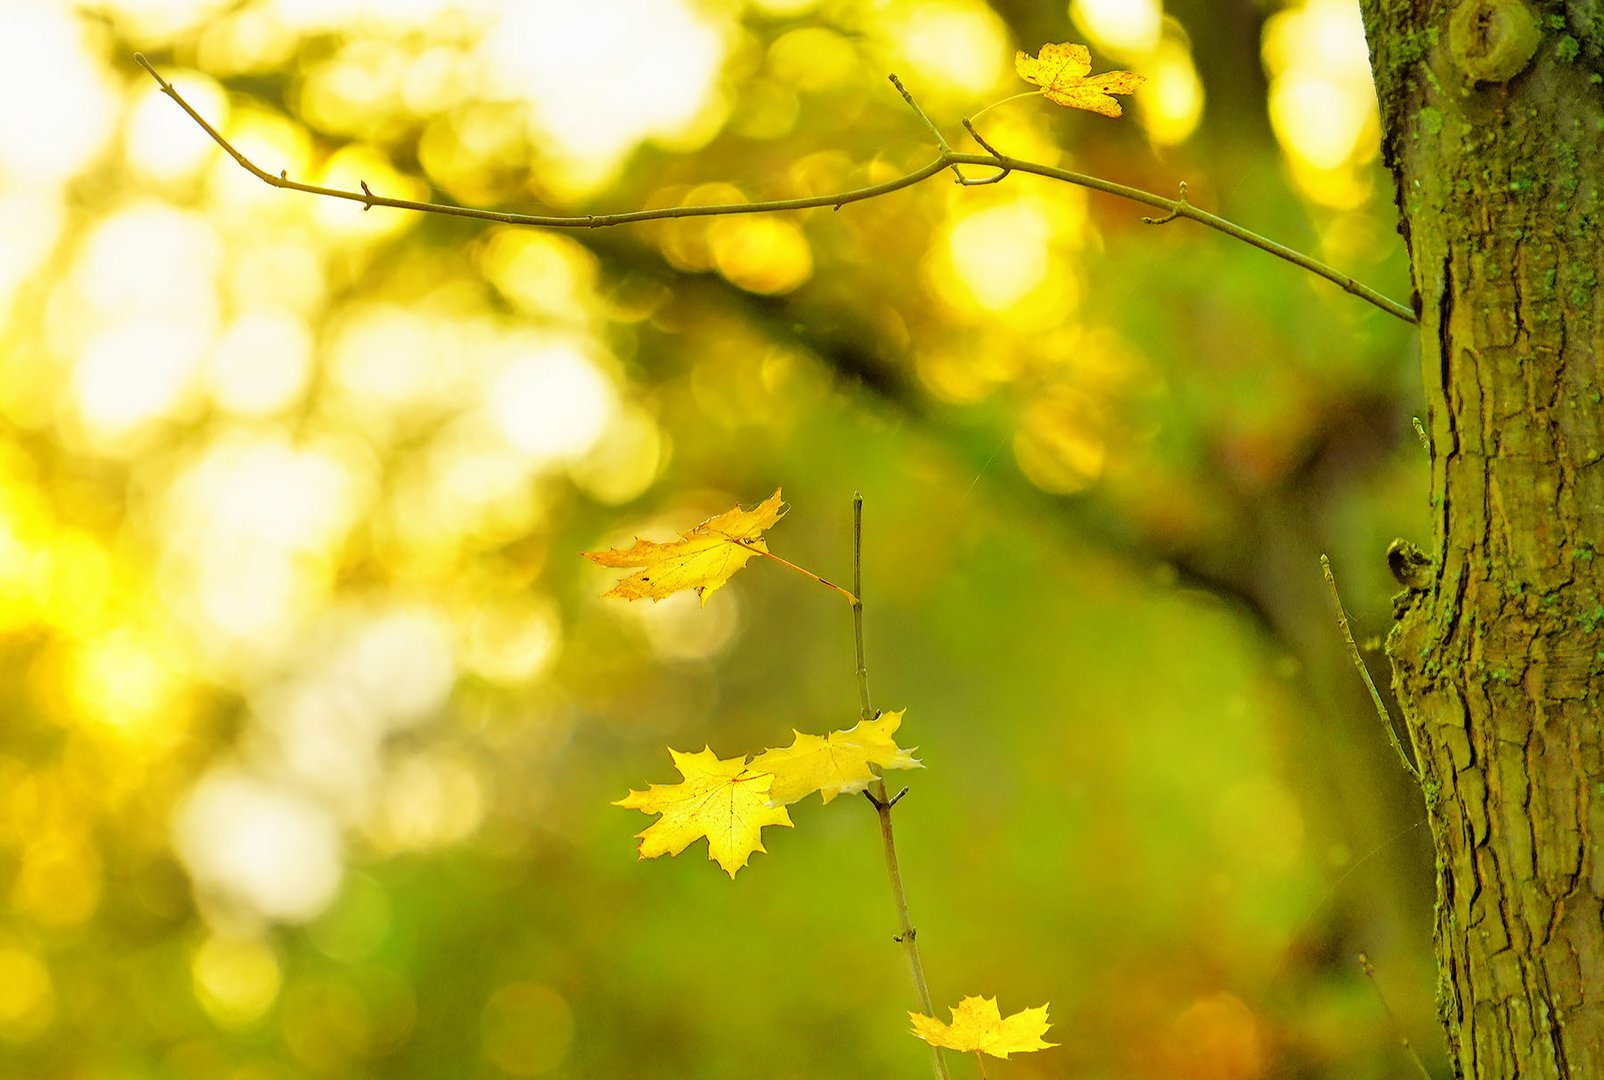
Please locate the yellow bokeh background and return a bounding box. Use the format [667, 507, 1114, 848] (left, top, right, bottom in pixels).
[1, 1, 1430, 1077]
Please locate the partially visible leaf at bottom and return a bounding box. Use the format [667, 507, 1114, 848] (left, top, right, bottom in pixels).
[909, 995, 1057, 1059]
[614, 747, 793, 877]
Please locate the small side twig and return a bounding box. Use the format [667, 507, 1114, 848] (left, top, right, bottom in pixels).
[1320, 555, 1421, 782]
[958, 118, 1010, 186]
[1141, 180, 1189, 225]
[1359, 952, 1435, 1080]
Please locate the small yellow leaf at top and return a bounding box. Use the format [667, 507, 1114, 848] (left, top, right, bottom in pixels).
[1015, 42, 1145, 118]
[583, 489, 787, 606]
[909, 995, 1058, 1059]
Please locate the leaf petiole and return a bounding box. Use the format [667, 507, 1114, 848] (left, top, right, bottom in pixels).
[964, 89, 1045, 125]
[743, 542, 860, 605]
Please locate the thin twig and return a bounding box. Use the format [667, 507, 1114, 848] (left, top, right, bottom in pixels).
[1359, 952, 1435, 1080]
[1320, 556, 1421, 781]
[961, 118, 1003, 160]
[888, 73, 966, 183]
[134, 53, 1416, 324]
[852, 493, 947, 1080]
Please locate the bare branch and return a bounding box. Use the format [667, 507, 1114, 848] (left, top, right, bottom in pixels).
[133, 54, 1417, 325]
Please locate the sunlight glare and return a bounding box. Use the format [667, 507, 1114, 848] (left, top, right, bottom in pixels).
[208, 105, 313, 211]
[86, 0, 231, 38]
[708, 216, 813, 295]
[1270, 72, 1372, 170]
[313, 144, 429, 239]
[0, 193, 64, 321]
[478, 230, 601, 323]
[1140, 36, 1204, 146]
[329, 304, 469, 426]
[939, 201, 1052, 313]
[1070, 0, 1164, 58]
[69, 626, 186, 741]
[489, 341, 616, 463]
[70, 202, 222, 326]
[893, 1, 1009, 96]
[175, 768, 343, 923]
[1263, 0, 1380, 206]
[72, 320, 209, 443]
[0, 5, 118, 185]
[477, 0, 727, 183]
[163, 437, 367, 650]
[339, 608, 456, 729]
[568, 403, 664, 505]
[29, 530, 111, 638]
[208, 309, 314, 416]
[125, 72, 227, 181]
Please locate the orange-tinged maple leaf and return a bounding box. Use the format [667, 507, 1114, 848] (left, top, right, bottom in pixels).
[1015, 42, 1145, 118]
[909, 995, 1058, 1059]
[583, 489, 787, 606]
[614, 747, 794, 877]
[749, 710, 922, 806]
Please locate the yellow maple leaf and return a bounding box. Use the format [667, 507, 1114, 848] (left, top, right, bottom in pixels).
[614, 747, 794, 878]
[1015, 42, 1145, 118]
[749, 710, 922, 806]
[909, 995, 1058, 1059]
[583, 489, 787, 606]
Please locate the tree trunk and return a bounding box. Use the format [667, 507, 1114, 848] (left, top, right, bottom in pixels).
[1360, 2, 1604, 1076]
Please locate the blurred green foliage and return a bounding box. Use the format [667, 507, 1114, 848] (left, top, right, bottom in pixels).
[0, 1, 1441, 1077]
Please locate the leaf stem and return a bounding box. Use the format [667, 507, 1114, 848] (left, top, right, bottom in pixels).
[748, 544, 859, 605]
[133, 53, 1416, 325]
[853, 493, 948, 1080]
[964, 89, 1043, 125]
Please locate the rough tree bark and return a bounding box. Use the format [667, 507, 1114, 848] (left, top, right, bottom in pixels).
[1360, 1, 1604, 1076]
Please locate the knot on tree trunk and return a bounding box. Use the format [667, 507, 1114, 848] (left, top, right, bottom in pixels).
[1448, 0, 1542, 82]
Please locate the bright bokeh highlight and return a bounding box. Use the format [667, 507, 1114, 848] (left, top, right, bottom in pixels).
[1263, 0, 1381, 206]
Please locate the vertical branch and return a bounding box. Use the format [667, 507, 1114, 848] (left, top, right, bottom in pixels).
[854, 492, 948, 1080]
[853, 492, 873, 722]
